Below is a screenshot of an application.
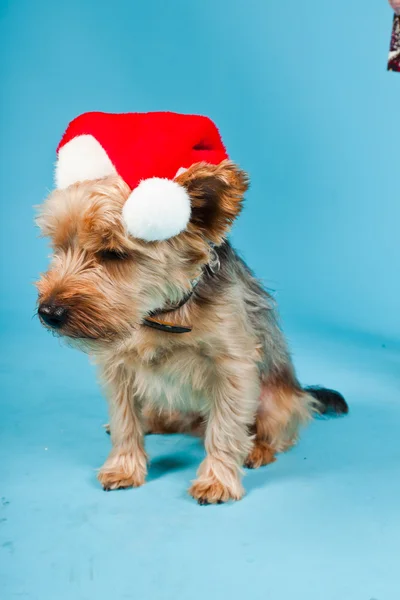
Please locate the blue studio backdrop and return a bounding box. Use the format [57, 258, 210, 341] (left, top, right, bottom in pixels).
[1, 1, 399, 339]
[1, 2, 399, 600]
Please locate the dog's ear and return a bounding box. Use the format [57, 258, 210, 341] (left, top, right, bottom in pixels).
[177, 160, 249, 245]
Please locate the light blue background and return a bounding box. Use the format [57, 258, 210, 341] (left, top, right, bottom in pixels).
[1, 0, 399, 338]
[1, 2, 399, 600]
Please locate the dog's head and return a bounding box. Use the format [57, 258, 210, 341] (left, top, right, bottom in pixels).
[35, 160, 248, 345]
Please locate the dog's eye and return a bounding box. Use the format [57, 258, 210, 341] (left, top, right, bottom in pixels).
[98, 249, 128, 261]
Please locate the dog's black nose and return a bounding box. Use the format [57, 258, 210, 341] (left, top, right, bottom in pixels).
[38, 303, 68, 328]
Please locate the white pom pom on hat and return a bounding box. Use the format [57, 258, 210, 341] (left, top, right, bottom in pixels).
[122, 177, 191, 242]
[54, 111, 229, 241]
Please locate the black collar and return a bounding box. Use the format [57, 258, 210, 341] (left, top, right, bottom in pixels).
[142, 243, 219, 334]
[142, 274, 202, 334]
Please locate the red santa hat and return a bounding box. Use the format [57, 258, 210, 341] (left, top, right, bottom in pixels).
[55, 111, 229, 242]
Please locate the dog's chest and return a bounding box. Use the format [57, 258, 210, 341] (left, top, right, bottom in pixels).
[120, 336, 215, 413]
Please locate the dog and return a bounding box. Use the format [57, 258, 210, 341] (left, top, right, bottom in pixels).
[35, 112, 348, 504]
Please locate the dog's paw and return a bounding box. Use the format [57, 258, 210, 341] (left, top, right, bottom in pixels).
[98, 452, 146, 491]
[244, 440, 276, 469]
[189, 478, 244, 505]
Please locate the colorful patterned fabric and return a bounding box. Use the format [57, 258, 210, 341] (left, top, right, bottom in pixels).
[388, 15, 400, 72]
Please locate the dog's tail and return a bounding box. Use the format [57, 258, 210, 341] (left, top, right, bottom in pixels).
[305, 386, 349, 415]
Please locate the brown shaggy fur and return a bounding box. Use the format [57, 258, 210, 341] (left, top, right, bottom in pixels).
[35, 160, 342, 504]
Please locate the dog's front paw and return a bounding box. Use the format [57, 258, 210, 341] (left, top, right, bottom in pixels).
[189, 477, 244, 505]
[98, 451, 147, 491]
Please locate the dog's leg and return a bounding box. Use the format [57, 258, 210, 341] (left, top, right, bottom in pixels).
[189, 359, 259, 504]
[253, 365, 315, 457]
[97, 365, 147, 491]
[244, 438, 276, 469]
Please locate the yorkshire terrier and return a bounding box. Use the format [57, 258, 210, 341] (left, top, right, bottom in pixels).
[36, 112, 347, 504]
